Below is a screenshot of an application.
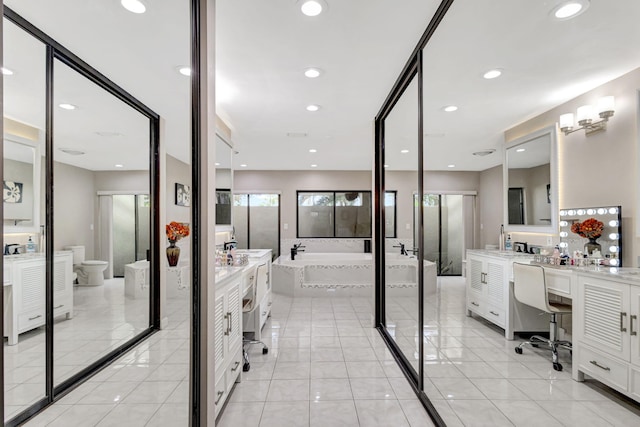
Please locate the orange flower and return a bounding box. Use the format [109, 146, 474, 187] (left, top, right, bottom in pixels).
[571, 217, 603, 239]
[166, 221, 190, 241]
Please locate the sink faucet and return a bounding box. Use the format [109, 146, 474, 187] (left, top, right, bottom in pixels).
[4, 244, 19, 255]
[393, 243, 408, 256]
[290, 243, 305, 261]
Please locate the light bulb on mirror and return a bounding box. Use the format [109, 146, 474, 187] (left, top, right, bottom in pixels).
[568, 210, 576, 215]
[597, 208, 606, 215]
[609, 220, 619, 227]
[560, 231, 568, 237]
[608, 207, 618, 214]
[559, 210, 567, 216]
[609, 233, 619, 240]
[587, 209, 596, 215]
[560, 221, 568, 227]
[610, 259, 619, 266]
[609, 246, 619, 253]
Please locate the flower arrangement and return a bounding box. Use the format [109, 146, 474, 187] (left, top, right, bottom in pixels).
[570, 218, 604, 240]
[166, 221, 190, 242]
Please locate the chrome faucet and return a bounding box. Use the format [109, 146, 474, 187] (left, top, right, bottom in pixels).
[393, 243, 408, 256]
[4, 244, 19, 255]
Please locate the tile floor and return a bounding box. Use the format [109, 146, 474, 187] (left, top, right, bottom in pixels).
[4, 278, 151, 421]
[21, 277, 640, 426]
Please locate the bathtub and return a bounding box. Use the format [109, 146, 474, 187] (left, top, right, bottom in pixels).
[272, 252, 436, 298]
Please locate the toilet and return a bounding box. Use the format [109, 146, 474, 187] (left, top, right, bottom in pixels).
[65, 245, 108, 286]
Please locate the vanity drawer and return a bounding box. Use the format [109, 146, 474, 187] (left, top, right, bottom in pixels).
[3, 265, 11, 284]
[259, 300, 271, 329]
[214, 374, 227, 417]
[53, 300, 71, 317]
[467, 298, 484, 316]
[18, 309, 45, 332]
[578, 345, 628, 392]
[226, 347, 243, 393]
[485, 304, 506, 328]
[545, 269, 572, 297]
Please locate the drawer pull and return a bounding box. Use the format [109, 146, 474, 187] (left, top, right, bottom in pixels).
[489, 311, 499, 317]
[224, 313, 230, 336]
[631, 315, 637, 336]
[471, 302, 479, 307]
[620, 312, 627, 332]
[231, 361, 240, 372]
[28, 315, 42, 321]
[54, 304, 64, 309]
[590, 360, 611, 372]
[227, 311, 233, 335]
[214, 390, 224, 405]
[262, 311, 267, 316]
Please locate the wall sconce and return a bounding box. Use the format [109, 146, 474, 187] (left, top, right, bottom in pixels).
[559, 96, 615, 136]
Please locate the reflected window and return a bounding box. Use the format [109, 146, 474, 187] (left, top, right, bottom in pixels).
[384, 191, 397, 238]
[297, 191, 372, 238]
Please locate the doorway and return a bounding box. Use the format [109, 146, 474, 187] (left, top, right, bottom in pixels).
[233, 193, 281, 259]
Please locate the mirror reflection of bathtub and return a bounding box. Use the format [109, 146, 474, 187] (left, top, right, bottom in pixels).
[272, 252, 436, 298]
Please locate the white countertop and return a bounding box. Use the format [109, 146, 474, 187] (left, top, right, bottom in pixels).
[467, 249, 536, 259]
[4, 251, 72, 261]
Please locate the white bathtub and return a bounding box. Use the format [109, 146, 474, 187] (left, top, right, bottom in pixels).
[272, 252, 436, 297]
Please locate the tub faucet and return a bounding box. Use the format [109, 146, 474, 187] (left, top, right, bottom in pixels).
[291, 243, 305, 261]
[393, 243, 408, 256]
[4, 244, 19, 255]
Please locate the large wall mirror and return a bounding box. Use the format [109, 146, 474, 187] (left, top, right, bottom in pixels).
[504, 125, 558, 234]
[215, 133, 233, 225]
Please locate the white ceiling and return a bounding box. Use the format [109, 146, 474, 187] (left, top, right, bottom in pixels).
[4, 0, 640, 172]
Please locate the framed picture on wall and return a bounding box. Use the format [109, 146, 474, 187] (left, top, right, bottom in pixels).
[175, 183, 191, 207]
[3, 180, 23, 203]
[546, 184, 551, 204]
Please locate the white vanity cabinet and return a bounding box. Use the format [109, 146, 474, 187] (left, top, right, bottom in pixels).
[466, 250, 548, 339]
[3, 252, 73, 345]
[213, 268, 244, 417]
[574, 272, 640, 402]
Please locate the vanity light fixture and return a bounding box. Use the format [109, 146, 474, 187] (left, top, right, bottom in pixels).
[121, 0, 146, 14]
[299, 0, 326, 17]
[59, 103, 77, 110]
[483, 69, 502, 79]
[309, 149, 317, 153]
[306, 104, 320, 112]
[551, 0, 589, 20]
[443, 105, 458, 112]
[178, 66, 191, 76]
[1, 66, 13, 75]
[559, 95, 614, 136]
[304, 68, 322, 78]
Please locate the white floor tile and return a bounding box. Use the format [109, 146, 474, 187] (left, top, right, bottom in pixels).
[310, 378, 353, 401]
[492, 400, 563, 426]
[47, 404, 115, 427]
[354, 399, 410, 427]
[260, 401, 309, 427]
[266, 379, 310, 401]
[350, 377, 396, 400]
[447, 400, 513, 427]
[145, 403, 188, 427]
[537, 400, 614, 426]
[96, 403, 160, 426]
[310, 400, 359, 427]
[217, 402, 264, 427]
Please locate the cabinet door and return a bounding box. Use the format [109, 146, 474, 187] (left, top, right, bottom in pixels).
[227, 281, 243, 352]
[580, 276, 630, 361]
[485, 261, 505, 307]
[630, 286, 640, 367]
[468, 257, 484, 297]
[17, 261, 45, 312]
[214, 292, 227, 377]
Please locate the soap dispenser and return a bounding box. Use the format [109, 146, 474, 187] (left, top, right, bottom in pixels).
[505, 234, 512, 251]
[26, 236, 37, 253]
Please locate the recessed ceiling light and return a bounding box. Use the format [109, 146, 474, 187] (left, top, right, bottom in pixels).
[299, 0, 324, 17]
[551, 0, 589, 20]
[400, 149, 409, 154]
[121, 0, 146, 14]
[58, 148, 85, 156]
[240, 164, 247, 168]
[178, 66, 191, 76]
[304, 68, 322, 78]
[310, 164, 318, 168]
[516, 148, 526, 152]
[483, 69, 502, 79]
[447, 164, 456, 168]
[115, 164, 124, 168]
[443, 105, 458, 112]
[309, 149, 317, 153]
[1, 67, 14, 75]
[384, 164, 389, 168]
[306, 104, 320, 112]
[59, 103, 77, 110]
[215, 162, 220, 166]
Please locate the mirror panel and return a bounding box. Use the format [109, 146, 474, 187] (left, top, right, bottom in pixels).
[3, 17, 47, 421]
[559, 206, 622, 265]
[504, 125, 557, 233]
[53, 57, 152, 385]
[215, 134, 233, 225]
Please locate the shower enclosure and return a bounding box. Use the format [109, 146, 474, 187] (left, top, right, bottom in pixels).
[112, 194, 150, 276]
[233, 193, 281, 259]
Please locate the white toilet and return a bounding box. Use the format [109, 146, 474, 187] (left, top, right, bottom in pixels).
[65, 245, 108, 286]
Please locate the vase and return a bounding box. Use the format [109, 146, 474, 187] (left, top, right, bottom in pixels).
[166, 240, 180, 267]
[584, 237, 601, 257]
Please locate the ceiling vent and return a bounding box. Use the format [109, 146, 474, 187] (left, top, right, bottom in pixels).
[472, 149, 496, 157]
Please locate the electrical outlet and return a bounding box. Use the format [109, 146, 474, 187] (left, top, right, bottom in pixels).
[283, 223, 289, 230]
[546, 236, 553, 245]
[405, 223, 411, 230]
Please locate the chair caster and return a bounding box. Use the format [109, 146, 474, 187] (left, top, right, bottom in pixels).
[553, 362, 563, 372]
[243, 362, 251, 372]
[515, 347, 523, 354]
[262, 347, 269, 354]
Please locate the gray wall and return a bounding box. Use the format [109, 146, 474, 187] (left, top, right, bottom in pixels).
[479, 165, 503, 249]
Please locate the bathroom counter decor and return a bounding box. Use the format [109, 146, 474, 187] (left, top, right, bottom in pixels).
[166, 221, 189, 267]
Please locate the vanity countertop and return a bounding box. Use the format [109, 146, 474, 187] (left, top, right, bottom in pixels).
[4, 251, 72, 261]
[467, 249, 536, 259]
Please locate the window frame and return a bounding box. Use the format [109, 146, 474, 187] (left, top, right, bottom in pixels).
[296, 190, 373, 238]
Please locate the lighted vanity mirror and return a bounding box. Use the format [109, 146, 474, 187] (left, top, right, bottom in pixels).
[559, 206, 622, 266]
[504, 125, 557, 233]
[3, 134, 42, 232]
[216, 132, 233, 225]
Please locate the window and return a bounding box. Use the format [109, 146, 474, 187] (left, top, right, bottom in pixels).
[384, 191, 397, 238]
[297, 191, 372, 238]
